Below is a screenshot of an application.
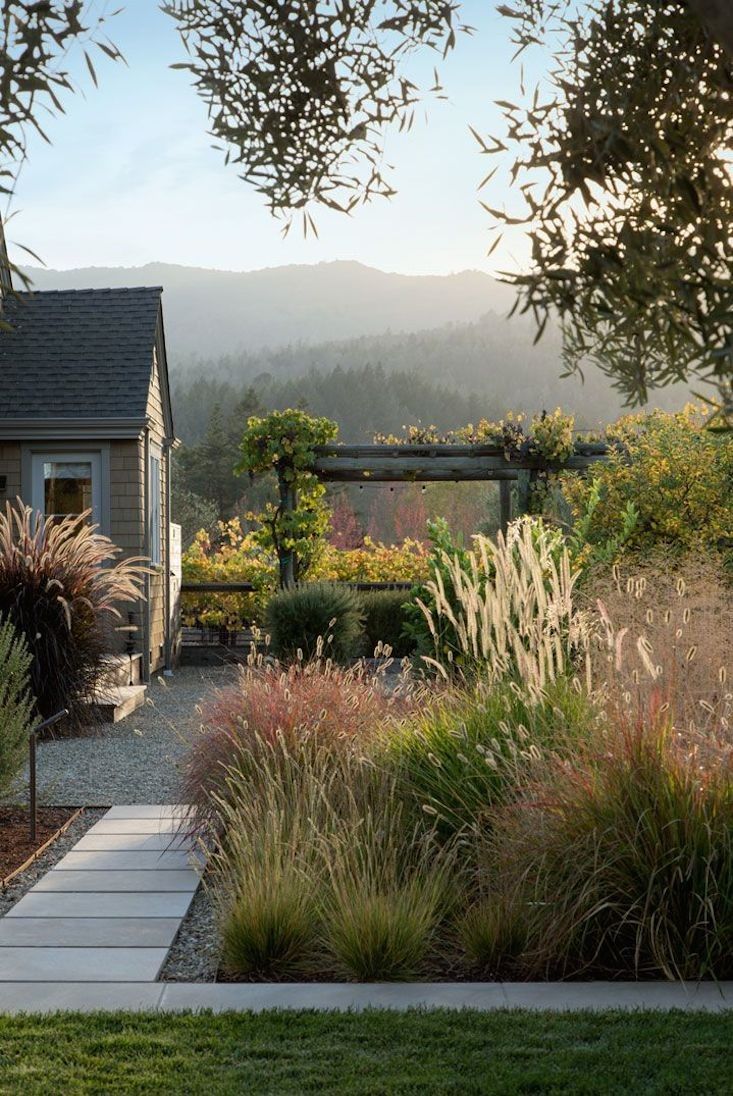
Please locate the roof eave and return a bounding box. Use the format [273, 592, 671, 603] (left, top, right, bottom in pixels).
[0, 417, 148, 440]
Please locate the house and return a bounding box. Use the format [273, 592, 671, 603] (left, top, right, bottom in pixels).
[0, 283, 179, 694]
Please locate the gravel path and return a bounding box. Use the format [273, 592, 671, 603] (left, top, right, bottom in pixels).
[161, 884, 220, 982]
[31, 666, 237, 807]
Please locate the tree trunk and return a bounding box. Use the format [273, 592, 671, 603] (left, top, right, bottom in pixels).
[687, 0, 733, 57]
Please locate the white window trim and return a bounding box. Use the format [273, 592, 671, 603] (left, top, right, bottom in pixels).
[149, 446, 162, 566]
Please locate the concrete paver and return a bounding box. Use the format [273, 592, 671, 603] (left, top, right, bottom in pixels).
[34, 869, 200, 893]
[53, 850, 199, 871]
[0, 918, 181, 948]
[0, 947, 168, 982]
[6, 890, 195, 919]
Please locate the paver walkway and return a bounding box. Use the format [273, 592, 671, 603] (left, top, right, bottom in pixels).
[0, 805, 201, 984]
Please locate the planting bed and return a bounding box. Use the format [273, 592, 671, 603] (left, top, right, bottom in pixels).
[0, 806, 80, 885]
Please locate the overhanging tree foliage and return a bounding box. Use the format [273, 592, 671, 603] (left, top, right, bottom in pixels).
[489, 1, 733, 416]
[163, 0, 467, 227]
[160, 1, 733, 417]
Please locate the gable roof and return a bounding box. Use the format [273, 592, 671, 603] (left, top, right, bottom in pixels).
[0, 286, 165, 422]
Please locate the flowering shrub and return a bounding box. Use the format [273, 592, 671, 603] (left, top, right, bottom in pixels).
[181, 519, 275, 626]
[313, 537, 429, 584]
[563, 405, 733, 566]
[181, 525, 428, 626]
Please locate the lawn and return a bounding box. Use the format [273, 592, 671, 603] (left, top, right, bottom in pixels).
[0, 1009, 731, 1095]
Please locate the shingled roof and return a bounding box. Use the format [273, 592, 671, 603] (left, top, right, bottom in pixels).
[0, 287, 163, 419]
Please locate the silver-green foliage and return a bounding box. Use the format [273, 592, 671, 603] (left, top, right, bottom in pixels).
[0, 616, 34, 797]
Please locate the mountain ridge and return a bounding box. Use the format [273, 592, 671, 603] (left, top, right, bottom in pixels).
[20, 260, 514, 360]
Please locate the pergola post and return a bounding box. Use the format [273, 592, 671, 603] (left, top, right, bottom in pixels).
[277, 470, 297, 588]
[515, 469, 532, 517]
[499, 480, 512, 534]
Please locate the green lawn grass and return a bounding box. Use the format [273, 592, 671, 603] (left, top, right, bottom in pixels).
[0, 1009, 731, 1095]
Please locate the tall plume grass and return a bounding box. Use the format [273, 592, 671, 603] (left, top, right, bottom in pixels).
[486, 713, 733, 982]
[0, 502, 146, 724]
[418, 518, 589, 694]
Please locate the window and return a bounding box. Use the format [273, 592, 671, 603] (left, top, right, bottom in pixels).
[149, 450, 162, 565]
[31, 452, 102, 525]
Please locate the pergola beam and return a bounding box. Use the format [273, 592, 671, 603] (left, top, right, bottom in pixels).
[312, 442, 609, 484]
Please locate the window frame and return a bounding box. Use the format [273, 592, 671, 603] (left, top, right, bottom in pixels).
[30, 450, 103, 527]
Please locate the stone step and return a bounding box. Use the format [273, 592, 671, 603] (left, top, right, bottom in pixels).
[98, 653, 144, 687]
[84, 684, 147, 723]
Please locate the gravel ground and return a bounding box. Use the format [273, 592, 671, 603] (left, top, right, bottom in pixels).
[161, 883, 220, 982]
[0, 810, 105, 916]
[29, 666, 237, 807]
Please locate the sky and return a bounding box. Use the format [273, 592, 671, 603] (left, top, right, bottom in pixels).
[7, 0, 537, 277]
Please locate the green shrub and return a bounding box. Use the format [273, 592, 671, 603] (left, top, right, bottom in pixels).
[265, 582, 365, 663]
[382, 677, 597, 841]
[0, 617, 34, 798]
[360, 589, 415, 658]
[490, 718, 733, 981]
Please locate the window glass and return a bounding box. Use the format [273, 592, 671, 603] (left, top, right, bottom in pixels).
[43, 461, 93, 518]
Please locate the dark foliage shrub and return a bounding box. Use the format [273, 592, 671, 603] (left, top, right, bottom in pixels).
[0, 503, 146, 725]
[265, 582, 365, 663]
[0, 616, 34, 797]
[360, 589, 415, 658]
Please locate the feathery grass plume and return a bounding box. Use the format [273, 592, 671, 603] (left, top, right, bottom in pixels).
[418, 517, 588, 692]
[0, 502, 147, 725]
[0, 616, 34, 797]
[210, 728, 449, 981]
[212, 737, 329, 979]
[380, 676, 599, 842]
[585, 549, 733, 748]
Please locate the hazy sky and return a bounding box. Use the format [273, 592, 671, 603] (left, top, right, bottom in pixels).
[8, 0, 537, 276]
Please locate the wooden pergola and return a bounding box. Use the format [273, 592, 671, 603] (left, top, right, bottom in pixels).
[311, 441, 610, 533]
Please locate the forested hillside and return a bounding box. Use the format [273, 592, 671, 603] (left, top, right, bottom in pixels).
[174, 314, 686, 445]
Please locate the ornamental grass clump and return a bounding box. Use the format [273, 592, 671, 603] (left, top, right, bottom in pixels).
[382, 676, 598, 842]
[0, 503, 146, 724]
[183, 653, 414, 830]
[0, 617, 34, 798]
[322, 807, 455, 982]
[486, 713, 733, 982]
[212, 733, 452, 982]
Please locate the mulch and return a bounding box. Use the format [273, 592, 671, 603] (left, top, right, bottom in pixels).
[0, 806, 78, 885]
